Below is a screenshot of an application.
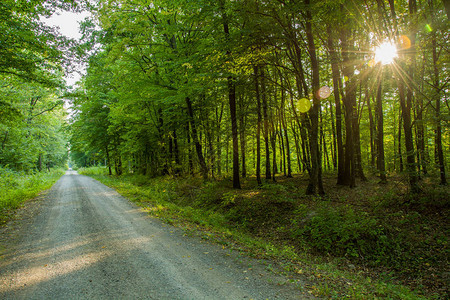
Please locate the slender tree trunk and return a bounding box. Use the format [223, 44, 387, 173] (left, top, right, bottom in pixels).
[271, 121, 277, 182]
[329, 98, 337, 170]
[327, 26, 345, 183]
[185, 97, 208, 179]
[106, 146, 112, 175]
[206, 119, 215, 178]
[430, 0, 447, 185]
[340, 26, 356, 188]
[227, 77, 241, 188]
[398, 111, 404, 172]
[221, 1, 240, 188]
[305, 0, 324, 195]
[280, 84, 292, 177]
[355, 89, 367, 181]
[399, 81, 419, 192]
[254, 66, 262, 185]
[291, 122, 303, 173]
[278, 117, 286, 176]
[216, 104, 224, 176]
[376, 71, 387, 183]
[367, 92, 376, 170]
[186, 122, 194, 175]
[260, 67, 271, 180]
[239, 98, 247, 178]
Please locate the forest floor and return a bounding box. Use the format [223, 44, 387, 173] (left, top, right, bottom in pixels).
[81, 168, 449, 299]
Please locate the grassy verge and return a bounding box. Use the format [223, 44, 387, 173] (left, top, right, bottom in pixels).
[80, 167, 447, 299]
[0, 167, 65, 224]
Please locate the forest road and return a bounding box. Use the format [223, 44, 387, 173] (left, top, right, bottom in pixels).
[0, 171, 309, 299]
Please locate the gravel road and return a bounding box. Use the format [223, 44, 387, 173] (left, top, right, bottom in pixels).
[0, 171, 310, 299]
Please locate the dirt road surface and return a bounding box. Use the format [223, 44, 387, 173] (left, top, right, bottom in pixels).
[0, 171, 310, 299]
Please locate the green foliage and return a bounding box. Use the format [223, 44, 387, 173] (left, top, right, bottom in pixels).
[0, 166, 64, 223]
[291, 204, 394, 262]
[0, 0, 76, 87]
[0, 77, 68, 171]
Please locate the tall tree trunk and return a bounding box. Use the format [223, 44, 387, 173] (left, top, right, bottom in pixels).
[367, 93, 376, 170]
[185, 97, 208, 179]
[254, 66, 262, 185]
[206, 118, 215, 178]
[271, 121, 277, 182]
[329, 96, 337, 170]
[106, 146, 112, 175]
[327, 26, 345, 184]
[278, 117, 286, 176]
[388, 0, 420, 192]
[280, 83, 292, 177]
[340, 25, 356, 188]
[430, 0, 447, 185]
[291, 122, 303, 173]
[261, 66, 271, 180]
[239, 98, 247, 178]
[227, 77, 240, 188]
[221, 1, 240, 188]
[186, 122, 194, 176]
[398, 109, 404, 172]
[376, 72, 387, 183]
[355, 88, 367, 181]
[305, 0, 324, 195]
[216, 104, 224, 176]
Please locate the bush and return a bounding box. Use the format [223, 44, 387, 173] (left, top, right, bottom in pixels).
[291, 204, 394, 262]
[78, 166, 109, 176]
[0, 167, 64, 222]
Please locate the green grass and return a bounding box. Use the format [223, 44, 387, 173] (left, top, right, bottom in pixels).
[80, 167, 447, 299]
[0, 167, 65, 224]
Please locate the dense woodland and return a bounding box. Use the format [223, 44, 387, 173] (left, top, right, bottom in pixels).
[0, 0, 72, 173]
[68, 0, 449, 194]
[1, 0, 449, 297]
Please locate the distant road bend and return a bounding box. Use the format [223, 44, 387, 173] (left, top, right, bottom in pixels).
[0, 171, 307, 299]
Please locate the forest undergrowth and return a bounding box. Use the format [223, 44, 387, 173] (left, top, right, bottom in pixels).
[0, 167, 65, 225]
[80, 167, 448, 299]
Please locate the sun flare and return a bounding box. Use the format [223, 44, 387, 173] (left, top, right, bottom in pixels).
[374, 41, 398, 65]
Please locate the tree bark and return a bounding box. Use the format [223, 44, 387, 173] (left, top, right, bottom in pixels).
[340, 25, 356, 188]
[430, 0, 447, 185]
[260, 66, 271, 180]
[305, 0, 324, 195]
[185, 97, 208, 179]
[239, 97, 247, 178]
[327, 26, 344, 184]
[280, 81, 292, 177]
[221, 0, 240, 188]
[367, 93, 376, 170]
[254, 66, 262, 185]
[376, 71, 387, 183]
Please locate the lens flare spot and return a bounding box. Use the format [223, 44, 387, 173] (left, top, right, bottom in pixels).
[297, 98, 312, 113]
[368, 59, 375, 67]
[374, 41, 398, 65]
[425, 24, 432, 32]
[398, 35, 411, 49]
[317, 86, 331, 99]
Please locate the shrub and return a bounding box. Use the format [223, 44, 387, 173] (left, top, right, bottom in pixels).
[291, 204, 394, 262]
[0, 167, 64, 221]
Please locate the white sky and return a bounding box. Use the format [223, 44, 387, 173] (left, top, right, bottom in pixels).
[42, 10, 92, 87]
